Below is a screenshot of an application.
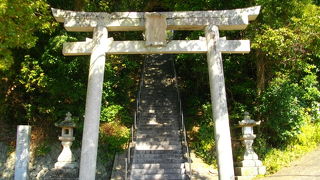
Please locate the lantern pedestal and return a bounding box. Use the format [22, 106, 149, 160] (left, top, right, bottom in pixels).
[54, 137, 77, 169]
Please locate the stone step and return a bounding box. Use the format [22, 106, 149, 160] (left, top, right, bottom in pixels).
[139, 105, 178, 111]
[136, 137, 181, 142]
[144, 67, 173, 71]
[132, 157, 184, 164]
[143, 82, 175, 87]
[144, 66, 173, 70]
[143, 81, 174, 86]
[139, 113, 179, 118]
[144, 60, 170, 65]
[131, 168, 185, 175]
[136, 133, 180, 139]
[139, 111, 178, 116]
[138, 121, 179, 125]
[138, 118, 179, 122]
[139, 119, 179, 124]
[144, 64, 172, 68]
[140, 89, 177, 95]
[139, 114, 179, 119]
[142, 84, 175, 89]
[136, 140, 181, 146]
[143, 77, 174, 82]
[136, 128, 180, 132]
[139, 110, 178, 116]
[140, 95, 178, 100]
[144, 75, 174, 79]
[138, 119, 179, 124]
[140, 96, 178, 102]
[133, 153, 184, 160]
[144, 60, 172, 64]
[144, 72, 172, 77]
[140, 97, 177, 101]
[141, 86, 176, 91]
[140, 103, 178, 108]
[130, 173, 188, 180]
[131, 163, 185, 169]
[138, 122, 179, 127]
[144, 61, 171, 66]
[139, 94, 177, 99]
[140, 96, 177, 101]
[136, 129, 180, 134]
[140, 101, 178, 106]
[138, 124, 179, 129]
[134, 150, 183, 154]
[135, 144, 182, 150]
[143, 75, 174, 80]
[137, 127, 180, 133]
[138, 117, 179, 121]
[140, 103, 178, 107]
[140, 99, 178, 104]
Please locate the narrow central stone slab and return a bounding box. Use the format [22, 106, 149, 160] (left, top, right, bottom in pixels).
[14, 125, 31, 180]
[145, 13, 167, 47]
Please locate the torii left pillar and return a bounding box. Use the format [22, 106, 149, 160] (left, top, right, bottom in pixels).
[206, 25, 235, 180]
[79, 25, 113, 180]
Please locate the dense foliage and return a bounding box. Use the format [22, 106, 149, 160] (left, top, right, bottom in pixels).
[0, 0, 319, 173]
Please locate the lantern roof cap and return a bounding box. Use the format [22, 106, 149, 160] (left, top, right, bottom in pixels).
[238, 112, 261, 127]
[55, 112, 76, 128]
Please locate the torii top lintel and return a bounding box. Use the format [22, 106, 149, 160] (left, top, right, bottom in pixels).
[52, 6, 260, 32]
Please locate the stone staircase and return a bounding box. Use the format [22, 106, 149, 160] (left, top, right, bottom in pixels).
[129, 55, 189, 180]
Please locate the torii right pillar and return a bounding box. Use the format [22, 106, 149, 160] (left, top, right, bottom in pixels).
[206, 25, 235, 180]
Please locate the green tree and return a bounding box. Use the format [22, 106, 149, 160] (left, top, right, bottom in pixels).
[0, 0, 55, 70]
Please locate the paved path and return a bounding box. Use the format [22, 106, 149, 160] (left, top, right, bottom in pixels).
[258, 146, 320, 180]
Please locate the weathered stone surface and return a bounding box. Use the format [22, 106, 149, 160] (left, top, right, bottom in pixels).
[63, 39, 250, 55]
[128, 55, 189, 180]
[206, 25, 235, 179]
[235, 159, 263, 167]
[0, 142, 109, 180]
[42, 168, 78, 180]
[78, 26, 111, 180]
[0, 142, 15, 179]
[110, 153, 126, 180]
[52, 6, 261, 31]
[145, 13, 167, 46]
[14, 125, 31, 180]
[235, 166, 266, 176]
[235, 167, 258, 176]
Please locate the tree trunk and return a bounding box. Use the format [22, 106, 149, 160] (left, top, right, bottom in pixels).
[74, 0, 88, 11]
[256, 50, 266, 96]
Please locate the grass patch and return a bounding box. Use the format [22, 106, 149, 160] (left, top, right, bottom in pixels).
[262, 122, 320, 174]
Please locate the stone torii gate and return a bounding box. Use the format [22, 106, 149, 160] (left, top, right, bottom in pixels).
[52, 6, 260, 180]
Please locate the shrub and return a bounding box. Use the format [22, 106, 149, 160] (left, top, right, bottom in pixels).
[258, 71, 320, 146]
[190, 103, 217, 165]
[262, 122, 320, 174]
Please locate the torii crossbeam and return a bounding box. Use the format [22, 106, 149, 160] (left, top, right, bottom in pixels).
[52, 6, 260, 180]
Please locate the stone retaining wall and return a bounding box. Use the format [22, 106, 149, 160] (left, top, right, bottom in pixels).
[0, 142, 110, 180]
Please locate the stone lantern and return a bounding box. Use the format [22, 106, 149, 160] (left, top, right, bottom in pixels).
[54, 112, 77, 169]
[235, 112, 266, 179]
